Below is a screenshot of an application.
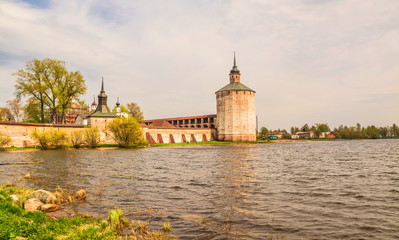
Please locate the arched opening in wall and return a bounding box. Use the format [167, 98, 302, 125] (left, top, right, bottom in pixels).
[210, 124, 215, 128]
[203, 124, 208, 128]
[190, 125, 195, 128]
[185, 125, 189, 128]
[196, 125, 201, 128]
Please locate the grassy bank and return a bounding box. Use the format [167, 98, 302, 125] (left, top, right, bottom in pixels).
[152, 140, 272, 147]
[0, 184, 174, 240]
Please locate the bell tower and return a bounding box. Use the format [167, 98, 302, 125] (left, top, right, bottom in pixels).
[95, 78, 110, 113]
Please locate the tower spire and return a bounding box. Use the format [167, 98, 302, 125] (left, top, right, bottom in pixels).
[229, 52, 240, 77]
[101, 77, 104, 92]
[233, 51, 237, 67]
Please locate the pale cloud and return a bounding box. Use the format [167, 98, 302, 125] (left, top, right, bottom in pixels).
[0, 0, 398, 130]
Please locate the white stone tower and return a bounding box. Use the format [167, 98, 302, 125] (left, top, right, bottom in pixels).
[215, 54, 256, 142]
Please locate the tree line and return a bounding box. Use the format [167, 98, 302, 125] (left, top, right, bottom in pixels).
[259, 123, 399, 139]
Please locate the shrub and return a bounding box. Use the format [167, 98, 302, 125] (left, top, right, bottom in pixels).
[70, 130, 85, 148]
[108, 117, 147, 147]
[84, 126, 100, 148]
[31, 128, 68, 149]
[0, 132, 11, 149]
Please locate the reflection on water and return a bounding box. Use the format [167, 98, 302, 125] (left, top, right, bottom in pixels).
[1, 140, 399, 240]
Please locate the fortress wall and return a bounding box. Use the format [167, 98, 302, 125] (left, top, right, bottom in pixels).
[0, 122, 215, 147]
[0, 122, 85, 147]
[144, 128, 215, 144]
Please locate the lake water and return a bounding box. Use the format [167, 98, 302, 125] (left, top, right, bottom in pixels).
[0, 139, 398, 239]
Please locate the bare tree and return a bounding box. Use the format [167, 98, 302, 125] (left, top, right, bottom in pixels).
[0, 108, 12, 121]
[126, 102, 144, 123]
[6, 97, 24, 122]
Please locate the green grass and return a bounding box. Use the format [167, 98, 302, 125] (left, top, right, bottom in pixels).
[152, 140, 271, 147]
[0, 185, 174, 240]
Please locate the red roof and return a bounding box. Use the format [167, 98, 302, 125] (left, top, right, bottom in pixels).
[144, 114, 216, 122]
[144, 120, 177, 129]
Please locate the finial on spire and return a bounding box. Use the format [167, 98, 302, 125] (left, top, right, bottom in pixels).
[116, 97, 120, 107]
[233, 51, 237, 67]
[101, 77, 104, 92]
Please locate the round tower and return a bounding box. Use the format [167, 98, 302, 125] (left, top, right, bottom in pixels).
[215, 54, 256, 142]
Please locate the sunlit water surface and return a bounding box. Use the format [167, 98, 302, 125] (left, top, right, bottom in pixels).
[1, 139, 398, 239]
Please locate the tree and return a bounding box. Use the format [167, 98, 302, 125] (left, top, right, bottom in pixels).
[301, 124, 310, 132]
[108, 117, 147, 147]
[315, 123, 330, 132]
[259, 127, 268, 138]
[0, 132, 11, 149]
[24, 97, 49, 123]
[392, 123, 399, 137]
[126, 102, 144, 123]
[0, 108, 12, 121]
[5, 97, 24, 122]
[112, 105, 129, 114]
[364, 125, 380, 139]
[379, 127, 388, 138]
[84, 126, 100, 147]
[14, 58, 86, 123]
[31, 128, 68, 149]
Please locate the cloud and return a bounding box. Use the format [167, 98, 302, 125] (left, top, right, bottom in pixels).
[0, 0, 398, 130]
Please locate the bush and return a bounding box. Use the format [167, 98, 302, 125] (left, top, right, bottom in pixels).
[70, 130, 85, 148]
[0, 132, 11, 149]
[108, 117, 147, 147]
[84, 126, 100, 148]
[31, 128, 68, 149]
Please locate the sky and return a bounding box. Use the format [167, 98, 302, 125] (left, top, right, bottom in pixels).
[0, 0, 398, 130]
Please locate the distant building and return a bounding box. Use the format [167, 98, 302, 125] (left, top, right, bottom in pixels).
[267, 131, 286, 140]
[296, 131, 315, 139]
[326, 132, 336, 139]
[65, 101, 87, 125]
[291, 134, 299, 139]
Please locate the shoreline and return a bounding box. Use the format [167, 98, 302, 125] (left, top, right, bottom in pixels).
[0, 184, 175, 239]
[1, 138, 397, 151]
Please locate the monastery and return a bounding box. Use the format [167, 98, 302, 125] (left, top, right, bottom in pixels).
[0, 55, 256, 147]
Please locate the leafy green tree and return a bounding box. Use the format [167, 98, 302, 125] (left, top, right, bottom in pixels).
[260, 127, 268, 137]
[31, 128, 68, 149]
[301, 124, 310, 132]
[14, 58, 86, 123]
[14, 59, 48, 122]
[23, 98, 49, 123]
[364, 125, 380, 139]
[392, 123, 399, 137]
[379, 127, 388, 138]
[108, 117, 147, 147]
[70, 130, 85, 148]
[84, 126, 100, 148]
[315, 123, 330, 132]
[126, 102, 144, 123]
[112, 105, 129, 113]
[290, 126, 300, 134]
